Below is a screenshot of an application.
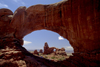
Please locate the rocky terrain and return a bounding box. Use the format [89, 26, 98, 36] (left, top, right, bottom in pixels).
[0, 0, 100, 67]
[43, 42, 67, 55]
[32, 42, 68, 62]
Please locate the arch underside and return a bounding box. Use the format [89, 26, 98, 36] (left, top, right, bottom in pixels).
[0, 0, 100, 67]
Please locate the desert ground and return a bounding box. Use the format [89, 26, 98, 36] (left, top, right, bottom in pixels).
[29, 51, 73, 62]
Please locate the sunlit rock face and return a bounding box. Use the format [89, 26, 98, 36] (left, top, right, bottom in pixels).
[0, 0, 100, 67]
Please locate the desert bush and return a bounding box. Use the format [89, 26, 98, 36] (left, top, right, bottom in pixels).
[51, 56, 55, 59]
[44, 56, 48, 59]
[58, 57, 66, 61]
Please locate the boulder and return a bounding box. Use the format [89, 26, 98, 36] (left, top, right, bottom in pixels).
[33, 50, 39, 55]
[61, 48, 65, 51]
[39, 49, 43, 53]
[55, 48, 67, 56]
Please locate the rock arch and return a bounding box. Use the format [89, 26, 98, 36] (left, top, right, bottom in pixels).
[0, 0, 100, 66]
[1, 0, 100, 53]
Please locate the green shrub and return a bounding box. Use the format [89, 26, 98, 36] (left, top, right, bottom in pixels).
[51, 56, 55, 59]
[58, 57, 66, 61]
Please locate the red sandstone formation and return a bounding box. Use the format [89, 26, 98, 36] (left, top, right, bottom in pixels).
[0, 43, 44, 67]
[55, 48, 67, 55]
[44, 42, 49, 54]
[39, 49, 43, 53]
[0, 0, 100, 67]
[33, 50, 39, 55]
[43, 42, 56, 54]
[61, 48, 65, 51]
[43, 42, 67, 55]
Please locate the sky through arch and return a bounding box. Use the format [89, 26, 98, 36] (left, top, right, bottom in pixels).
[23, 30, 73, 51]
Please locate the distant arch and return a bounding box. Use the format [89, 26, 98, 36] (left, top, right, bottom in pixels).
[23, 30, 72, 51]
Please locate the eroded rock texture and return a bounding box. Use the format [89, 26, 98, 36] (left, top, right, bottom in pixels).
[0, 0, 100, 67]
[54, 48, 67, 56]
[43, 42, 67, 55]
[33, 50, 39, 55]
[39, 49, 43, 53]
[43, 42, 56, 54]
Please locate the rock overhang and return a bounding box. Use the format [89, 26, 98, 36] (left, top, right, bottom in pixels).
[0, 0, 100, 53]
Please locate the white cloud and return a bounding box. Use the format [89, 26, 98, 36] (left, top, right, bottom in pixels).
[24, 41, 32, 45]
[13, 0, 25, 5]
[65, 46, 73, 51]
[0, 3, 8, 8]
[58, 36, 64, 40]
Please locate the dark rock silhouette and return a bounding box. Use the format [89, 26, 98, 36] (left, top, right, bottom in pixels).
[43, 42, 49, 54]
[33, 50, 39, 55]
[39, 49, 43, 53]
[0, 0, 100, 67]
[43, 42, 56, 54]
[43, 42, 67, 55]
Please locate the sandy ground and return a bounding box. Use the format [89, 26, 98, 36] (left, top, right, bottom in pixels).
[29, 51, 73, 62]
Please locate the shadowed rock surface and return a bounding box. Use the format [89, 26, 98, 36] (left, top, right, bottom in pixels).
[39, 49, 43, 53]
[33, 50, 39, 55]
[0, 0, 100, 67]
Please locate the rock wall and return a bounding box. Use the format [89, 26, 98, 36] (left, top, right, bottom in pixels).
[0, 0, 100, 67]
[1, 0, 99, 53]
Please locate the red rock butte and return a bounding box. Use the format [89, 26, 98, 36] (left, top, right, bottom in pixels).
[0, 0, 100, 67]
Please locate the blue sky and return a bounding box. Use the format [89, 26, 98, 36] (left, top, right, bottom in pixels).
[0, 0, 73, 51]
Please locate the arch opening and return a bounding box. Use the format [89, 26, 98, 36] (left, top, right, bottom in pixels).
[23, 29, 73, 61]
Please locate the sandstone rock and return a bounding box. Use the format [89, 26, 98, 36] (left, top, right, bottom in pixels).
[0, 0, 100, 67]
[39, 49, 43, 53]
[43, 42, 56, 54]
[61, 48, 65, 51]
[33, 50, 39, 55]
[0, 0, 100, 53]
[0, 42, 47, 67]
[0, 8, 13, 38]
[54, 48, 67, 56]
[43, 42, 67, 56]
[44, 42, 49, 48]
[0, 61, 19, 67]
[55, 51, 67, 56]
[43, 42, 49, 54]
